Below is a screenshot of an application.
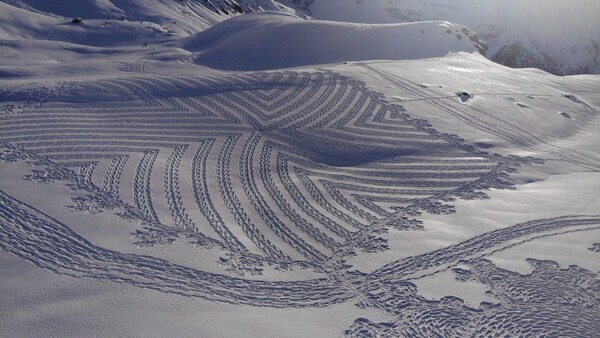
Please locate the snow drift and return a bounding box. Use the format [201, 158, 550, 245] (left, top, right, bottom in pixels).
[181, 12, 481, 70]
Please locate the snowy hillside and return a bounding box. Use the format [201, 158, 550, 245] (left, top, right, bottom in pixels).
[307, 0, 600, 75]
[6, 0, 598, 75]
[182, 12, 484, 70]
[1, 2, 600, 338]
[3, 0, 308, 35]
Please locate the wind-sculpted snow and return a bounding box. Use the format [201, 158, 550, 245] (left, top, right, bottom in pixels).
[1, 70, 597, 336]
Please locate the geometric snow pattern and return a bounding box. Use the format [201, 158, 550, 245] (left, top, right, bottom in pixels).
[1, 71, 597, 336]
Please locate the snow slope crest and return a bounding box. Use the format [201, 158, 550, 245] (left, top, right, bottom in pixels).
[182, 12, 482, 70]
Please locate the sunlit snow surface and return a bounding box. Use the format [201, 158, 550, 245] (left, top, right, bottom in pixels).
[1, 5, 600, 338]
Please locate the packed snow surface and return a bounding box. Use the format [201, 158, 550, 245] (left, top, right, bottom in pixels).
[1, 5, 599, 338]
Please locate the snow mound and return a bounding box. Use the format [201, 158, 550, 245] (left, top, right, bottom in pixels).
[181, 12, 480, 70]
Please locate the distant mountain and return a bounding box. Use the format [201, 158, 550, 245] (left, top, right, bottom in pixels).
[302, 0, 600, 75]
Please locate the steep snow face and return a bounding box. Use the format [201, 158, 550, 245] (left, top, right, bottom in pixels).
[307, 0, 600, 75]
[182, 12, 481, 70]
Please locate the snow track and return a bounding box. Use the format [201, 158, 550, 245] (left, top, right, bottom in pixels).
[1, 69, 598, 336]
[359, 63, 600, 171]
[1, 189, 598, 335]
[1, 71, 525, 265]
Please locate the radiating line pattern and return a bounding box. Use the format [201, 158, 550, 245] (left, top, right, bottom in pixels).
[2, 70, 596, 336]
[1, 71, 528, 266]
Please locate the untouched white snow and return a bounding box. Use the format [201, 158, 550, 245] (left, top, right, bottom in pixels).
[1, 5, 600, 338]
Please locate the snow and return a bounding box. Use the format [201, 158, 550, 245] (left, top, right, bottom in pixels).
[182, 12, 479, 70]
[308, 0, 600, 75]
[0, 2, 175, 46]
[5, 0, 309, 36]
[333, 53, 600, 168]
[1, 3, 600, 337]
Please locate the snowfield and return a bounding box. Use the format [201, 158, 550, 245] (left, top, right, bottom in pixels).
[1, 2, 599, 337]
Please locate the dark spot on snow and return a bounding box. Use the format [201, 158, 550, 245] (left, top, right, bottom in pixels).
[559, 112, 572, 119]
[457, 92, 472, 103]
[475, 142, 494, 149]
[313, 148, 421, 167]
[515, 102, 529, 108]
[564, 94, 584, 104]
[0, 71, 19, 78]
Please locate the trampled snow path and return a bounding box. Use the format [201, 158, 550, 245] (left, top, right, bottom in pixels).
[1, 189, 599, 335]
[1, 70, 599, 336]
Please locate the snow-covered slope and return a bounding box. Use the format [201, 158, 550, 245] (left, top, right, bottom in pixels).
[2, 49, 599, 336]
[5, 0, 598, 75]
[3, 0, 309, 36]
[0, 2, 177, 46]
[182, 11, 483, 70]
[307, 0, 600, 75]
[0, 1, 309, 78]
[1, 2, 600, 337]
